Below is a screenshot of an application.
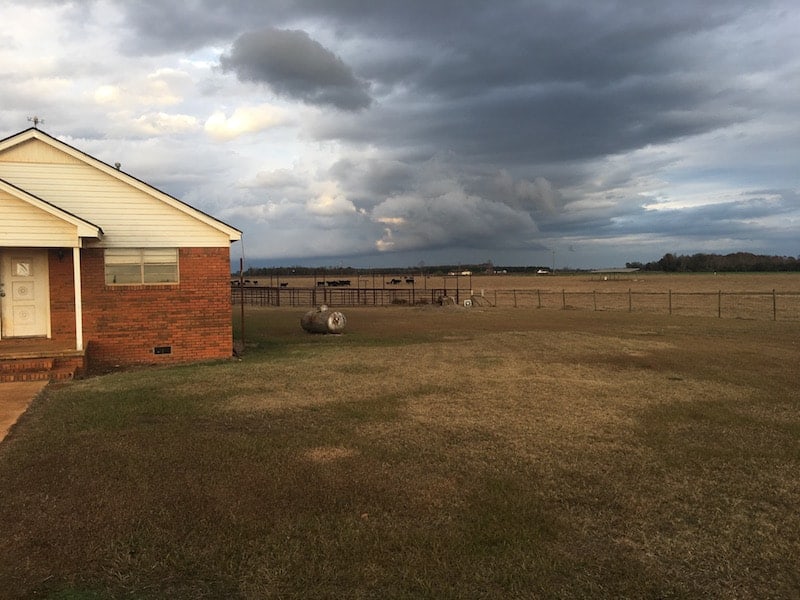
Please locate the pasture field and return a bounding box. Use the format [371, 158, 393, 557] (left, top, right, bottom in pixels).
[249, 271, 800, 293]
[239, 272, 800, 320]
[1, 306, 799, 598]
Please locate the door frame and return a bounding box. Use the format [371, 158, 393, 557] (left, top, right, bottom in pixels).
[0, 248, 52, 339]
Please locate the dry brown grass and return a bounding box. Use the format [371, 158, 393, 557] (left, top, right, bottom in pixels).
[0, 306, 798, 598]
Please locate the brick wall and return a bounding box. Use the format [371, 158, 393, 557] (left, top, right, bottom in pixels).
[73, 247, 234, 370]
[47, 249, 77, 343]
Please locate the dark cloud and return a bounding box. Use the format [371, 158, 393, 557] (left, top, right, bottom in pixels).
[114, 1, 267, 54]
[540, 190, 799, 246]
[366, 156, 542, 253]
[328, 157, 415, 204]
[4, 0, 796, 267]
[220, 28, 372, 111]
[115, 0, 767, 163]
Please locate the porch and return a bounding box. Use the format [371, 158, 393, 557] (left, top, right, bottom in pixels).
[0, 338, 86, 382]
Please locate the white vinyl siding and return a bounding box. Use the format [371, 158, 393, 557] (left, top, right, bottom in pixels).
[0, 137, 84, 165]
[0, 158, 233, 248]
[105, 248, 179, 285]
[0, 191, 80, 247]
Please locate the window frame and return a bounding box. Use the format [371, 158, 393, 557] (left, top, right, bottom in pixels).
[104, 248, 180, 286]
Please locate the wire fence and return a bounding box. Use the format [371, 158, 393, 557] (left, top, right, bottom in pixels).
[232, 285, 458, 308]
[232, 286, 800, 321]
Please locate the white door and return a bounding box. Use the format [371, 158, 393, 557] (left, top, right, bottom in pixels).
[0, 249, 51, 338]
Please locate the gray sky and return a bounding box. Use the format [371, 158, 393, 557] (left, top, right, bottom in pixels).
[2, 0, 798, 269]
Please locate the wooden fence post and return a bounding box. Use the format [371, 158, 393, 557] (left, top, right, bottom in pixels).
[773, 289, 777, 321]
[562, 289, 566, 310]
[537, 289, 541, 309]
[628, 288, 632, 312]
[718, 290, 721, 318]
[668, 289, 672, 315]
[593, 290, 597, 311]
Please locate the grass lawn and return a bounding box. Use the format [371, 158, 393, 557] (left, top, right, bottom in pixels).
[1, 306, 799, 599]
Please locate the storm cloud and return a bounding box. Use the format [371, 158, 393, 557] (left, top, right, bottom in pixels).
[220, 27, 372, 111]
[1, 0, 798, 268]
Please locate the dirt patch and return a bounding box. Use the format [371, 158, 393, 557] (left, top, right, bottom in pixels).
[303, 446, 359, 462]
[0, 381, 48, 442]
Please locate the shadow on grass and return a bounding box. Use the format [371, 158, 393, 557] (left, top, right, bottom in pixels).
[0, 371, 668, 599]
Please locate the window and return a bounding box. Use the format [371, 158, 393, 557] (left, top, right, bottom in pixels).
[105, 248, 179, 285]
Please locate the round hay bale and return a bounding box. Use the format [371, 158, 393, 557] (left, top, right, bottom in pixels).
[301, 307, 347, 334]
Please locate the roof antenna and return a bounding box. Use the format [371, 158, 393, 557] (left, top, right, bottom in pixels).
[27, 116, 44, 129]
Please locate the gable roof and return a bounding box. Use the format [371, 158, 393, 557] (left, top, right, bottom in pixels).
[0, 128, 241, 242]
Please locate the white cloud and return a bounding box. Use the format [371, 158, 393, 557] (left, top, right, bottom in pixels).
[94, 85, 121, 104]
[204, 104, 288, 140]
[14, 76, 72, 97]
[90, 68, 191, 110]
[305, 180, 356, 216]
[131, 112, 200, 136]
[0, 5, 70, 77]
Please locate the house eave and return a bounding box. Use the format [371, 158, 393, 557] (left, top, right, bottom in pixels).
[0, 128, 241, 242]
[0, 176, 104, 244]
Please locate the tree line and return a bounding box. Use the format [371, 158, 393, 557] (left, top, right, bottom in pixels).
[627, 252, 800, 272]
[237, 252, 799, 277]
